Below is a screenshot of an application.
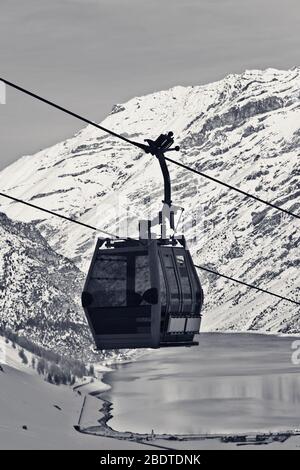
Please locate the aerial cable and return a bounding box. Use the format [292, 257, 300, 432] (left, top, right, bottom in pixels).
[0, 78, 144, 151]
[164, 156, 299, 220]
[0, 191, 117, 239]
[0, 79, 298, 304]
[1, 77, 299, 220]
[194, 264, 300, 306]
[0, 191, 298, 307]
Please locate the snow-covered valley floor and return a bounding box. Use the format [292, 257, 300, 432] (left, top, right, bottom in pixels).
[0, 336, 155, 450]
[2, 333, 300, 450]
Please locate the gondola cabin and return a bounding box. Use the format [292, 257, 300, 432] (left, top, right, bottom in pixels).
[82, 131, 204, 350]
[82, 238, 203, 349]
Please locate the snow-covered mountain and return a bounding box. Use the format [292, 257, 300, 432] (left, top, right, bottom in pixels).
[0, 212, 94, 358]
[0, 68, 299, 333]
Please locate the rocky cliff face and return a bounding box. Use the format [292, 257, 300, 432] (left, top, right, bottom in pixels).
[0, 68, 299, 334]
[0, 212, 96, 359]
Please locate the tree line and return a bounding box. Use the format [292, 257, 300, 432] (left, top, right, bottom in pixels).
[1, 327, 95, 386]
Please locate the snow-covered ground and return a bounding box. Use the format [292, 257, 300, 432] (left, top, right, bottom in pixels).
[2, 331, 300, 450]
[0, 336, 154, 449]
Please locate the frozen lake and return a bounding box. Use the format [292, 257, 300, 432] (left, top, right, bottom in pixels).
[101, 333, 300, 435]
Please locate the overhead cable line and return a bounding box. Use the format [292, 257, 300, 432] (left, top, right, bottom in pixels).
[194, 264, 300, 306]
[1, 77, 299, 220]
[0, 191, 298, 307]
[0, 78, 144, 151]
[0, 79, 299, 305]
[0, 191, 117, 239]
[164, 156, 299, 220]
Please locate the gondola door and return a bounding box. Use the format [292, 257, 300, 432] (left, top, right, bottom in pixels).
[158, 245, 202, 345]
[173, 247, 203, 334]
[82, 240, 161, 349]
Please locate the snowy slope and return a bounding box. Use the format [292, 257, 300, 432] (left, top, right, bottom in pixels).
[0, 212, 95, 358]
[0, 68, 299, 333]
[0, 336, 151, 450]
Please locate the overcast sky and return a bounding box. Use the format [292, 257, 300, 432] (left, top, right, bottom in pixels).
[0, 0, 300, 169]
